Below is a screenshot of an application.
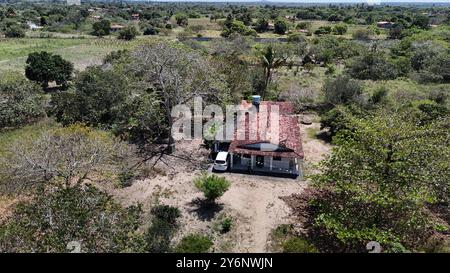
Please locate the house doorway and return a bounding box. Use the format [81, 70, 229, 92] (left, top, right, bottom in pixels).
[256, 155, 264, 168]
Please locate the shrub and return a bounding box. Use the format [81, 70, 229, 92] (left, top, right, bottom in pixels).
[369, 86, 389, 105]
[274, 18, 288, 35]
[287, 32, 306, 43]
[323, 74, 362, 105]
[151, 205, 181, 224]
[175, 13, 189, 26]
[5, 25, 25, 38]
[118, 26, 139, 40]
[194, 174, 230, 202]
[143, 27, 159, 35]
[220, 218, 232, 233]
[145, 205, 181, 253]
[92, 19, 111, 37]
[332, 24, 348, 35]
[0, 75, 45, 129]
[314, 26, 332, 35]
[429, 88, 448, 105]
[118, 170, 135, 188]
[175, 234, 213, 253]
[352, 28, 373, 40]
[320, 105, 356, 137]
[283, 237, 318, 253]
[347, 53, 398, 81]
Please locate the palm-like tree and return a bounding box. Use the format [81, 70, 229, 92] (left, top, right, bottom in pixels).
[259, 45, 285, 100]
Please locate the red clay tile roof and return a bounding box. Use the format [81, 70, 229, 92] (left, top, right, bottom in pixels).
[228, 101, 303, 158]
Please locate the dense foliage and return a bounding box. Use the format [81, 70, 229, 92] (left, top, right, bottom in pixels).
[0, 185, 143, 253]
[0, 75, 45, 129]
[194, 174, 231, 202]
[25, 51, 73, 88]
[312, 110, 449, 252]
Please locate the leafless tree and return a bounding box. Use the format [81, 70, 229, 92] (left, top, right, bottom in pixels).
[130, 42, 228, 152]
[0, 125, 137, 194]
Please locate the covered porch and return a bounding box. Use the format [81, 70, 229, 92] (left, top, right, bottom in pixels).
[229, 153, 300, 177]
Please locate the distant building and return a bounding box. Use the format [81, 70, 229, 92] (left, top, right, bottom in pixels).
[110, 24, 125, 32]
[27, 21, 43, 30]
[377, 21, 394, 29]
[131, 14, 140, 21]
[66, 0, 81, 6]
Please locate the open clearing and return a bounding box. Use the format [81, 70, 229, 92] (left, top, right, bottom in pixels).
[103, 115, 331, 252]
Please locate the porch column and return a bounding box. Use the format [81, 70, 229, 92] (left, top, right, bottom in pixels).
[269, 156, 273, 171]
[251, 155, 255, 170]
[230, 153, 233, 170]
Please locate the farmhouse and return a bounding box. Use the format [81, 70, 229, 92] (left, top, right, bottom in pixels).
[377, 21, 394, 29]
[110, 24, 125, 32]
[227, 97, 303, 177]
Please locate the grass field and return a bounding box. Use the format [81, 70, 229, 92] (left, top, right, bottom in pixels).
[0, 37, 161, 73]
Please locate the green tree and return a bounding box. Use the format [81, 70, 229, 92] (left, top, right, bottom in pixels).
[411, 15, 430, 30]
[348, 51, 398, 81]
[118, 25, 139, 40]
[313, 111, 449, 251]
[92, 19, 111, 37]
[5, 24, 25, 38]
[175, 13, 188, 26]
[0, 74, 45, 129]
[221, 19, 256, 37]
[323, 74, 362, 105]
[194, 174, 230, 203]
[274, 18, 288, 35]
[255, 17, 269, 33]
[50, 66, 129, 127]
[25, 51, 73, 88]
[259, 44, 285, 100]
[332, 24, 348, 35]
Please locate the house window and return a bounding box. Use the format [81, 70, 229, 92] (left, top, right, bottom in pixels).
[273, 156, 282, 161]
[243, 154, 251, 159]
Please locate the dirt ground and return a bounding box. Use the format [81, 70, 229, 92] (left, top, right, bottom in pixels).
[107, 113, 331, 253]
[0, 113, 330, 252]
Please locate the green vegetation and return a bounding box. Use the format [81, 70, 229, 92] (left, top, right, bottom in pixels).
[0, 184, 143, 253]
[194, 174, 231, 203]
[312, 110, 449, 251]
[175, 234, 214, 253]
[118, 25, 139, 41]
[145, 205, 181, 253]
[0, 74, 45, 129]
[25, 51, 73, 88]
[0, 1, 449, 254]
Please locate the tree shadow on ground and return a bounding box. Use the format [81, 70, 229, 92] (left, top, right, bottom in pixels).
[315, 130, 332, 143]
[187, 197, 224, 221]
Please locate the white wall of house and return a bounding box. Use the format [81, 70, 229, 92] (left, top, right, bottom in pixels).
[231, 153, 298, 174]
